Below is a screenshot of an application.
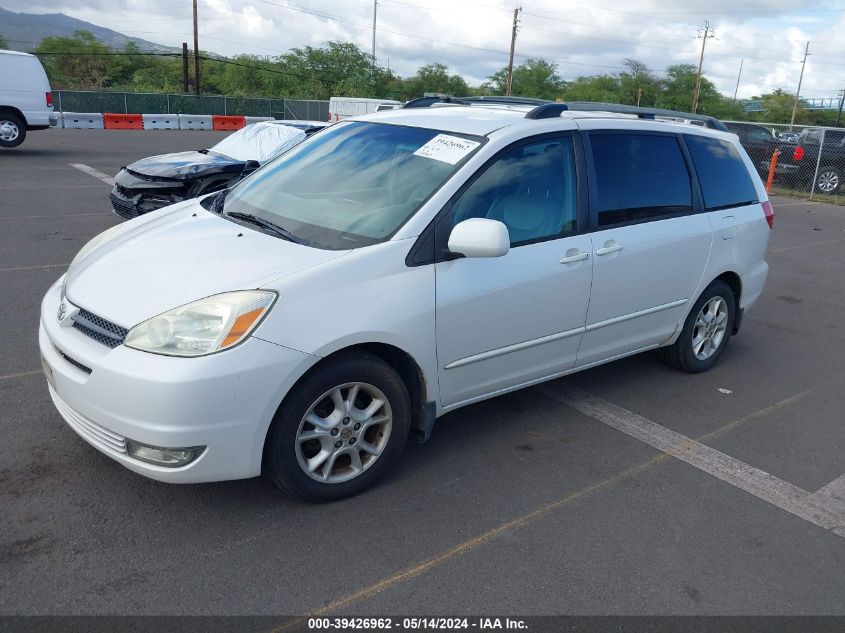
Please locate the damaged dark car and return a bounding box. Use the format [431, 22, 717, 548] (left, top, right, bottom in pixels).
[109, 120, 327, 219]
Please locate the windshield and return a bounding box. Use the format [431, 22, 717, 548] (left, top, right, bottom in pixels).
[220, 121, 483, 249]
[210, 123, 306, 163]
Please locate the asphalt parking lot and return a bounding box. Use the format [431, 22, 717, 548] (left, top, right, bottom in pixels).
[1, 129, 844, 617]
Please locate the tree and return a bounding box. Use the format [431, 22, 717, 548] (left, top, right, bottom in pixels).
[0, 34, 9, 49]
[35, 30, 114, 90]
[402, 63, 469, 98]
[483, 58, 564, 100]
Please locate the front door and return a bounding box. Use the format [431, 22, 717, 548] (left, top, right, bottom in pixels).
[434, 134, 593, 408]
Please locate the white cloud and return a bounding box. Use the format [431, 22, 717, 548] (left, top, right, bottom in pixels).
[4, 0, 845, 100]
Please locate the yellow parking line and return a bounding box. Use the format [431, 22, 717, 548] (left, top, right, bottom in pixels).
[0, 264, 67, 273]
[270, 388, 813, 629]
[0, 370, 41, 381]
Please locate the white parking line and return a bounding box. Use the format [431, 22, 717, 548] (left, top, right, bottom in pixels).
[808, 474, 845, 522]
[69, 163, 115, 186]
[536, 384, 845, 538]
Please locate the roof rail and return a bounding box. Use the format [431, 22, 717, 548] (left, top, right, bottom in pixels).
[402, 96, 472, 108]
[525, 101, 728, 132]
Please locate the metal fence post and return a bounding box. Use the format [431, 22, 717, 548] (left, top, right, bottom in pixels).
[124, 93, 128, 114]
[57, 90, 62, 113]
[166, 94, 170, 114]
[224, 98, 227, 115]
[809, 128, 825, 201]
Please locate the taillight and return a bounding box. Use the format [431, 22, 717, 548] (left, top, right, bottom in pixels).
[46, 92, 53, 107]
[762, 200, 775, 229]
[793, 146, 805, 161]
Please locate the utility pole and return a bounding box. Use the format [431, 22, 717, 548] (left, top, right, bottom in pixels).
[733, 58, 744, 101]
[836, 88, 844, 127]
[789, 41, 809, 130]
[691, 20, 714, 113]
[504, 6, 521, 96]
[182, 43, 189, 94]
[636, 88, 642, 107]
[371, 0, 378, 76]
[192, 0, 200, 96]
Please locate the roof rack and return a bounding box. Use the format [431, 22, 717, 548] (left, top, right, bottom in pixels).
[402, 95, 552, 109]
[525, 102, 728, 132]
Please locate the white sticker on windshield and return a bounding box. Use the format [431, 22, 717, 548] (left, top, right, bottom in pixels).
[413, 134, 480, 164]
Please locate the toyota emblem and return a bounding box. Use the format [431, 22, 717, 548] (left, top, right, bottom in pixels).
[57, 303, 67, 321]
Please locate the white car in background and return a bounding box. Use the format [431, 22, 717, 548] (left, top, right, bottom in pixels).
[40, 100, 772, 500]
[0, 49, 57, 148]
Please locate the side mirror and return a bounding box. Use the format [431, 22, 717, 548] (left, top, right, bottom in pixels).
[242, 160, 261, 176]
[447, 218, 510, 259]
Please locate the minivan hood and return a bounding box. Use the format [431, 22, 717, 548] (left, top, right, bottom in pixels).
[126, 151, 245, 180]
[65, 202, 347, 327]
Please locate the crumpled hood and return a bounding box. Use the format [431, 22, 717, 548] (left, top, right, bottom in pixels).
[126, 151, 245, 180]
[65, 200, 348, 327]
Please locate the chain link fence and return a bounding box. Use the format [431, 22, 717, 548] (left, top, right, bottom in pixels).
[725, 120, 845, 205]
[52, 90, 329, 121]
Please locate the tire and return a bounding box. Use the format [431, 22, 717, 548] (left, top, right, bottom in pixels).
[815, 166, 840, 194]
[0, 114, 26, 148]
[264, 351, 411, 501]
[660, 280, 736, 374]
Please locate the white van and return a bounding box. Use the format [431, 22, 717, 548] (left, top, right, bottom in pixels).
[328, 96, 401, 122]
[0, 49, 57, 148]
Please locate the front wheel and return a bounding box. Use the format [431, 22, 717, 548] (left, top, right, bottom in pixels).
[264, 351, 411, 501]
[660, 280, 735, 373]
[0, 114, 26, 148]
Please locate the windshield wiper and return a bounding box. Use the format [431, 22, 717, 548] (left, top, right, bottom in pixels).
[225, 211, 309, 245]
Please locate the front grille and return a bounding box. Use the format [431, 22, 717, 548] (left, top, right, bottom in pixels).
[72, 308, 129, 349]
[49, 386, 127, 455]
[110, 191, 138, 220]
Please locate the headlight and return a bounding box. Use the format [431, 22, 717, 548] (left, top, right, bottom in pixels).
[125, 290, 277, 357]
[70, 224, 124, 269]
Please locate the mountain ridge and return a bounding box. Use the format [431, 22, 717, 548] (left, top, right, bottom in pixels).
[0, 6, 179, 54]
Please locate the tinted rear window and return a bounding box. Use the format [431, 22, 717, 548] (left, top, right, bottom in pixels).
[589, 133, 692, 227]
[684, 134, 758, 211]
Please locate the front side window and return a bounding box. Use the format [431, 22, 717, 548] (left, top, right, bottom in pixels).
[684, 135, 758, 211]
[221, 121, 484, 249]
[449, 136, 578, 245]
[589, 133, 692, 227]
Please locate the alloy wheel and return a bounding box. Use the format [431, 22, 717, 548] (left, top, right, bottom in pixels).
[691, 296, 729, 361]
[295, 382, 393, 484]
[817, 170, 840, 194]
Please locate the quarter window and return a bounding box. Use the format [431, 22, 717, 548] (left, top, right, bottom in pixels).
[589, 133, 692, 227]
[684, 134, 758, 211]
[450, 137, 578, 245]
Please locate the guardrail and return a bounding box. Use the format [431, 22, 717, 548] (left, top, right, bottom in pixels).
[51, 90, 329, 121]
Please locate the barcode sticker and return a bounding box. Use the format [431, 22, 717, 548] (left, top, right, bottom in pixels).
[413, 134, 480, 164]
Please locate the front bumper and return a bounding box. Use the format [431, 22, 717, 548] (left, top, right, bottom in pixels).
[110, 169, 192, 219]
[39, 277, 318, 483]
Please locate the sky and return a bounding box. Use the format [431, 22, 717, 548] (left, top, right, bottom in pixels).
[3, 0, 845, 100]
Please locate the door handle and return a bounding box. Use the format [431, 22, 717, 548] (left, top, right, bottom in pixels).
[595, 241, 623, 256]
[560, 249, 589, 264]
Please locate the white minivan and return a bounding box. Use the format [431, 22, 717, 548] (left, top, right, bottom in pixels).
[0, 49, 57, 148]
[39, 101, 773, 500]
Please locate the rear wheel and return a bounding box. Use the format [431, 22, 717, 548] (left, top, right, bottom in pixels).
[265, 351, 411, 501]
[0, 114, 26, 148]
[816, 166, 840, 194]
[660, 280, 735, 373]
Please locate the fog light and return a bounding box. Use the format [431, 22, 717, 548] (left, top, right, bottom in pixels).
[125, 439, 205, 467]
